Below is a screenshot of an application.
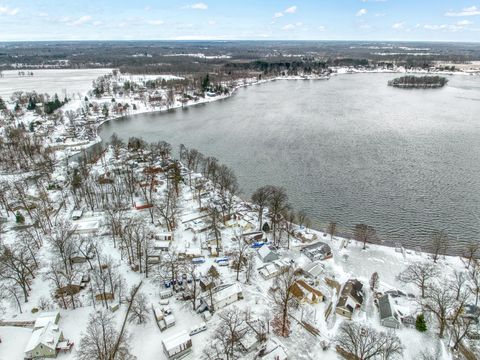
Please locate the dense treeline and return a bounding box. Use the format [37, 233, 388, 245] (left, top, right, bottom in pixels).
[388, 75, 448, 88]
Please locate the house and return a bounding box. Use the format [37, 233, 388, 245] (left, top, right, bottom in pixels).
[33, 311, 60, 330]
[290, 280, 324, 304]
[301, 262, 325, 280]
[239, 319, 267, 352]
[255, 339, 288, 360]
[257, 260, 289, 280]
[162, 331, 192, 360]
[336, 279, 364, 320]
[156, 232, 173, 241]
[300, 242, 332, 261]
[201, 283, 243, 311]
[257, 246, 279, 263]
[378, 294, 401, 329]
[24, 322, 64, 359]
[463, 304, 480, 322]
[153, 240, 171, 252]
[72, 220, 100, 234]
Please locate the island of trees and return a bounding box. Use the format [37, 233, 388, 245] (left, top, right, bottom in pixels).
[388, 75, 448, 89]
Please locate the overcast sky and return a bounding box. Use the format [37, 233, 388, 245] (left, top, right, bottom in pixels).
[0, 0, 480, 42]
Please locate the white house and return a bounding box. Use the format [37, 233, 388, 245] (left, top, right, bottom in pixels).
[162, 331, 192, 360]
[202, 283, 243, 311]
[258, 259, 290, 280]
[24, 322, 64, 359]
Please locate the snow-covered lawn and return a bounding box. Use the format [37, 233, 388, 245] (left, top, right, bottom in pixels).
[0, 69, 113, 99]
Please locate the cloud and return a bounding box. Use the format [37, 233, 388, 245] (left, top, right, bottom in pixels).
[274, 5, 297, 18]
[208, 20, 216, 25]
[93, 21, 103, 26]
[423, 23, 465, 32]
[38, 12, 48, 17]
[285, 6, 297, 14]
[148, 20, 164, 25]
[318, 25, 326, 31]
[282, 22, 302, 30]
[185, 3, 208, 10]
[392, 22, 405, 29]
[356, 8, 368, 16]
[0, 6, 19, 16]
[445, 6, 480, 17]
[457, 20, 473, 26]
[68, 15, 92, 26]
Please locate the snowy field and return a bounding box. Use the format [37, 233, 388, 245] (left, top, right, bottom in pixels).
[0, 69, 113, 99]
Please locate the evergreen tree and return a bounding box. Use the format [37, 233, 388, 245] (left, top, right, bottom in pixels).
[15, 211, 25, 224]
[27, 97, 36, 110]
[14, 102, 21, 112]
[415, 313, 427, 332]
[102, 103, 109, 117]
[0, 96, 5, 110]
[202, 74, 210, 91]
[29, 122, 35, 132]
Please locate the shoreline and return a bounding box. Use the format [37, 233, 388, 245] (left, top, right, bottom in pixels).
[61, 70, 474, 258]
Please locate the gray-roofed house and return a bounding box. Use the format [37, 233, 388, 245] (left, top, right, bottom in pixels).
[300, 242, 332, 262]
[257, 246, 279, 263]
[378, 294, 401, 329]
[336, 279, 364, 320]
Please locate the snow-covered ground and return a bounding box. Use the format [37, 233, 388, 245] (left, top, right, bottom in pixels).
[0, 69, 478, 360]
[0, 69, 113, 99]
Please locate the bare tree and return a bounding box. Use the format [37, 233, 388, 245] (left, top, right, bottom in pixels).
[397, 262, 439, 298]
[231, 235, 250, 282]
[281, 209, 296, 249]
[76, 309, 135, 360]
[430, 230, 448, 263]
[467, 259, 480, 306]
[204, 306, 247, 360]
[422, 283, 458, 338]
[370, 272, 379, 292]
[336, 322, 403, 360]
[354, 223, 378, 250]
[251, 186, 273, 231]
[450, 316, 474, 351]
[462, 241, 479, 269]
[206, 205, 222, 254]
[268, 186, 290, 247]
[327, 221, 337, 241]
[128, 290, 149, 325]
[268, 266, 298, 337]
[451, 270, 467, 301]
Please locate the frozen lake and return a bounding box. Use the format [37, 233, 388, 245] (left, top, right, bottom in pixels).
[0, 68, 112, 99]
[99, 73, 480, 254]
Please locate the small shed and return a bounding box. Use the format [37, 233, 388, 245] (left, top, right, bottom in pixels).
[162, 331, 192, 360]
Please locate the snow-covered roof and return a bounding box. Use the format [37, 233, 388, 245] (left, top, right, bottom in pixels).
[258, 339, 288, 360]
[33, 311, 59, 329]
[212, 283, 242, 304]
[162, 330, 191, 352]
[24, 322, 61, 354]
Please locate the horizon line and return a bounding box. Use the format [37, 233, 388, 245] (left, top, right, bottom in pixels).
[0, 39, 479, 44]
